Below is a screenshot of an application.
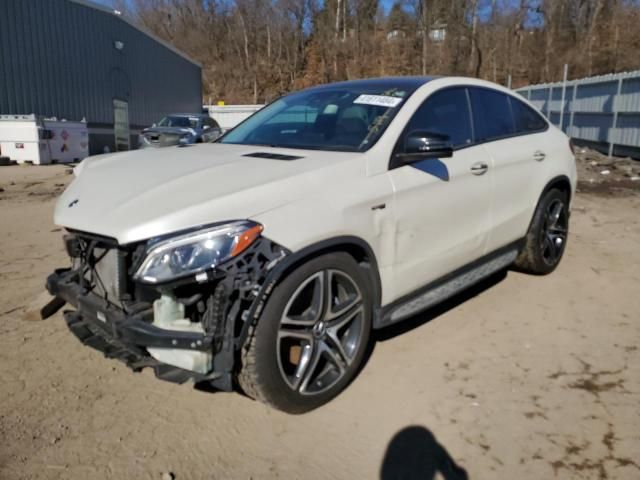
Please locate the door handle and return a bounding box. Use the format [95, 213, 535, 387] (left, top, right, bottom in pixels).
[533, 150, 546, 161]
[470, 162, 489, 175]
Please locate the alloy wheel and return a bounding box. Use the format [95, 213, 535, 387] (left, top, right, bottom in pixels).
[540, 198, 568, 265]
[277, 269, 365, 395]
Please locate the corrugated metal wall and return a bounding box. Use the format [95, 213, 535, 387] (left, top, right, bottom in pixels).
[517, 71, 640, 157]
[0, 0, 202, 152]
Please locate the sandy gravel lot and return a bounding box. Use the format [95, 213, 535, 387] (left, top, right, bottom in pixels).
[0, 161, 639, 480]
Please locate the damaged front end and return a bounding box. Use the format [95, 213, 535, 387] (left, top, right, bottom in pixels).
[44, 223, 289, 390]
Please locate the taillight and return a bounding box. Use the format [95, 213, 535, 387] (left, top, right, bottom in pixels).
[569, 138, 576, 155]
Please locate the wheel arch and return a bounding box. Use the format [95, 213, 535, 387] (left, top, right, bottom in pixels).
[519, 175, 573, 257]
[542, 175, 572, 205]
[268, 236, 382, 313]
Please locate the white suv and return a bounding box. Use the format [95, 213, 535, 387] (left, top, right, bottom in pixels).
[44, 76, 576, 413]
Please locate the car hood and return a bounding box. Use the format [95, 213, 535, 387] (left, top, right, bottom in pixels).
[55, 144, 362, 244]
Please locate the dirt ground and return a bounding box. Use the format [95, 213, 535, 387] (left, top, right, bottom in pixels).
[1, 154, 639, 480]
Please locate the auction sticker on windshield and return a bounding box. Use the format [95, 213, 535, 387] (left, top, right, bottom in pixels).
[354, 95, 403, 108]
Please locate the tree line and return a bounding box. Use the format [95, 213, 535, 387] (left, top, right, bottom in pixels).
[117, 0, 640, 104]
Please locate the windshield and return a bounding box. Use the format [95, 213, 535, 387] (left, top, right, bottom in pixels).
[157, 116, 200, 128]
[219, 87, 412, 151]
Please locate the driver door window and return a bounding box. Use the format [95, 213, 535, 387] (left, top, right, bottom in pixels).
[402, 88, 473, 148]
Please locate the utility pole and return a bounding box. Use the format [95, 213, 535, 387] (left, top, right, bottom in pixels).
[559, 64, 568, 132]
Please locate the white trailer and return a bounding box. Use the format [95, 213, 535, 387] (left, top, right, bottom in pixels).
[0, 114, 89, 164]
[204, 105, 264, 131]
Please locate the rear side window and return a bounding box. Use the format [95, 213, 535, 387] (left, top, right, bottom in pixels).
[510, 97, 547, 133]
[404, 87, 473, 148]
[470, 88, 515, 141]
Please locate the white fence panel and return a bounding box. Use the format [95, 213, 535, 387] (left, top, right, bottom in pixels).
[619, 77, 640, 112]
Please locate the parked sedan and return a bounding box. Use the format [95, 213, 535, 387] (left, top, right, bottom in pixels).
[138, 113, 222, 148]
[44, 76, 576, 413]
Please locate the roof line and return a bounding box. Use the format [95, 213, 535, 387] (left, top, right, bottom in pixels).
[67, 0, 202, 68]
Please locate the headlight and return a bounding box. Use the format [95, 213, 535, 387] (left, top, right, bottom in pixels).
[133, 221, 263, 284]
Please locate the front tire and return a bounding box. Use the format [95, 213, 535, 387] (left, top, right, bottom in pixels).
[515, 188, 569, 275]
[238, 252, 372, 413]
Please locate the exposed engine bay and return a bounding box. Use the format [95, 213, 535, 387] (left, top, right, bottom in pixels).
[44, 231, 289, 391]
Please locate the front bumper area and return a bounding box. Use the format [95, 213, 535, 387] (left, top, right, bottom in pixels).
[46, 268, 218, 385]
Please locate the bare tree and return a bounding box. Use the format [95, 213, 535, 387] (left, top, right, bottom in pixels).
[125, 0, 640, 102]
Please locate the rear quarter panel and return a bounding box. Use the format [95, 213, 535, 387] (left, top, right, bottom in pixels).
[483, 126, 576, 252]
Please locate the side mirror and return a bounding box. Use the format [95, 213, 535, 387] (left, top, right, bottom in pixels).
[152, 123, 157, 127]
[398, 131, 453, 162]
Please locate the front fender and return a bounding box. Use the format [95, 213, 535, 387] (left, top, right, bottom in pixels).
[252, 175, 395, 304]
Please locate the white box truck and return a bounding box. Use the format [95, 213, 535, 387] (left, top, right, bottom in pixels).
[0, 114, 89, 165]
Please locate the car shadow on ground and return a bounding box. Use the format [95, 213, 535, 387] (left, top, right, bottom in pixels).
[375, 269, 508, 342]
[381, 425, 469, 480]
[351, 269, 507, 401]
[197, 270, 508, 395]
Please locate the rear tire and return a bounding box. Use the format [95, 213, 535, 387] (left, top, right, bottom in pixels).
[515, 188, 569, 275]
[238, 252, 372, 413]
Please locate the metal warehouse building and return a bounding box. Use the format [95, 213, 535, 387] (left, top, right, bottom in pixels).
[0, 0, 202, 154]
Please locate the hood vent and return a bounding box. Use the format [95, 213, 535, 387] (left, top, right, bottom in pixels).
[243, 152, 303, 161]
